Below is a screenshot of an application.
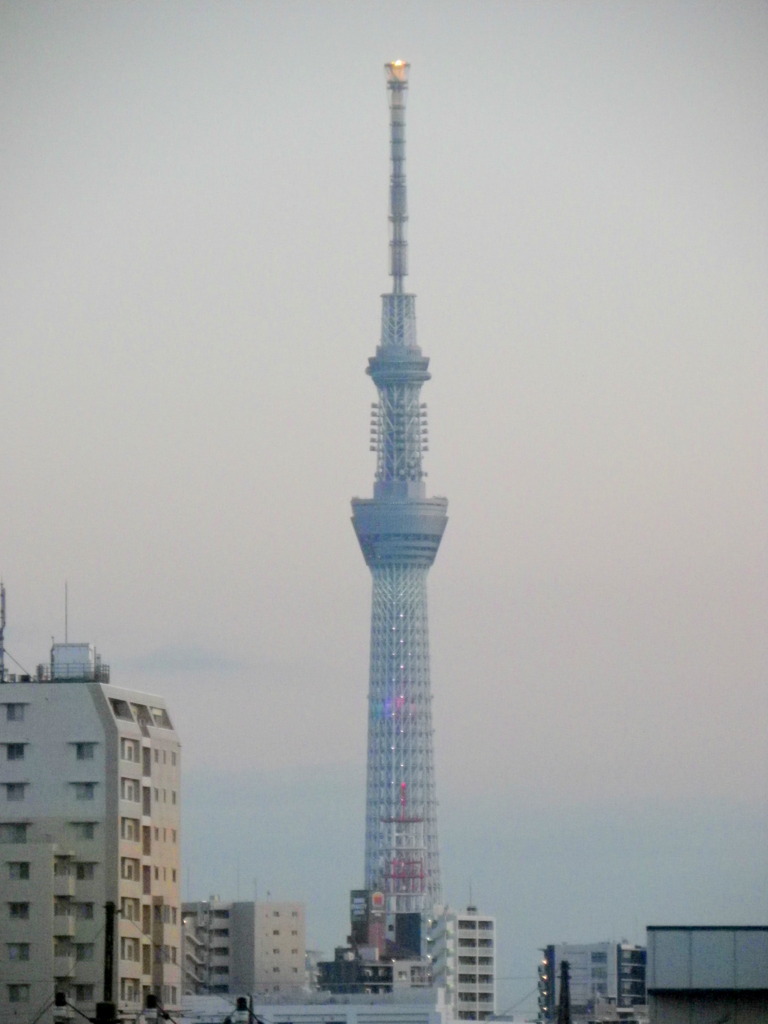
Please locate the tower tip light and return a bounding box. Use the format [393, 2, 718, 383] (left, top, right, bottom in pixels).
[386, 60, 409, 83]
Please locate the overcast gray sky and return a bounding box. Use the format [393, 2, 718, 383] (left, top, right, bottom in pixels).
[2, 1, 766, 1015]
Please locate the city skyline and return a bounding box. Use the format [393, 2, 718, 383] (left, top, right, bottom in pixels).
[2, 2, 766, 1016]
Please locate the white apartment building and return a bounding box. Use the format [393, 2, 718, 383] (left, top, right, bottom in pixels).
[182, 900, 306, 997]
[0, 643, 181, 1024]
[427, 906, 496, 1021]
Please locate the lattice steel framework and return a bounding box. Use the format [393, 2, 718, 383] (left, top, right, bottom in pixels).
[352, 62, 448, 919]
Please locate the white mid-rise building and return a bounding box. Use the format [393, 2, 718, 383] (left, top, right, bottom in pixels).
[0, 643, 181, 1024]
[427, 906, 496, 1021]
[182, 899, 306, 997]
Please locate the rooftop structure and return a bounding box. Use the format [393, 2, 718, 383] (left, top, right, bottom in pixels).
[351, 61, 447, 944]
[646, 925, 768, 1023]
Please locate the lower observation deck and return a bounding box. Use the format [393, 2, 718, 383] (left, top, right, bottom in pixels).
[351, 497, 448, 566]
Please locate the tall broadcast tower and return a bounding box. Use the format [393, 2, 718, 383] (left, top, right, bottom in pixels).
[352, 62, 448, 934]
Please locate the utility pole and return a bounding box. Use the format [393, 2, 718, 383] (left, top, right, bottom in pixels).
[557, 959, 572, 1024]
[96, 901, 116, 1024]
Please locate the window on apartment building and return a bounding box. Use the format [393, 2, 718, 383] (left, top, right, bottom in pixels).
[75, 863, 95, 880]
[291, 948, 298, 955]
[54, 898, 72, 917]
[110, 699, 133, 721]
[7, 943, 30, 961]
[171, 752, 177, 766]
[591, 952, 607, 963]
[120, 898, 137, 920]
[120, 778, 140, 802]
[75, 986, 94, 1003]
[74, 743, 96, 760]
[478, 921, 493, 930]
[272, 967, 279, 973]
[459, 920, 477, 929]
[273, 910, 280, 916]
[120, 738, 139, 762]
[75, 944, 95, 961]
[4, 783, 26, 801]
[272, 948, 280, 954]
[4, 704, 26, 722]
[70, 822, 96, 839]
[0, 823, 27, 843]
[291, 911, 298, 917]
[120, 817, 138, 841]
[76, 903, 94, 920]
[8, 902, 30, 919]
[7, 985, 30, 1003]
[54, 937, 72, 956]
[71, 782, 97, 800]
[120, 937, 140, 961]
[5, 744, 25, 760]
[121, 858, 140, 880]
[120, 979, 139, 1002]
[8, 862, 29, 880]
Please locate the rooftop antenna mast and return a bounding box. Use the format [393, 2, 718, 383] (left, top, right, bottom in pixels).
[0, 583, 5, 682]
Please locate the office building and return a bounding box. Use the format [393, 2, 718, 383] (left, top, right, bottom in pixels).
[537, 942, 646, 1023]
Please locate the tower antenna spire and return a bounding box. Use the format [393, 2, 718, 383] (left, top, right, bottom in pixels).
[385, 60, 410, 294]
